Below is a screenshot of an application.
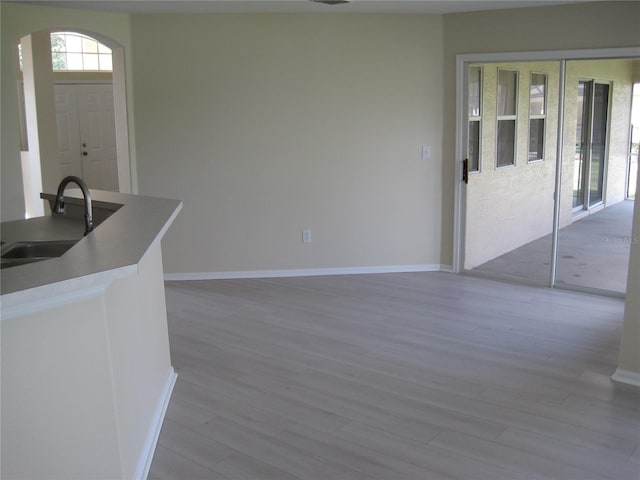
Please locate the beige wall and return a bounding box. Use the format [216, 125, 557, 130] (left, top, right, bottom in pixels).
[132, 14, 444, 274]
[0, 2, 134, 222]
[465, 61, 559, 268]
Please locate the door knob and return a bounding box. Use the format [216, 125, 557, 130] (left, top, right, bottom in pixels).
[82, 151, 88, 156]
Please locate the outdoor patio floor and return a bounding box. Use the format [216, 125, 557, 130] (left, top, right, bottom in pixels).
[471, 199, 635, 293]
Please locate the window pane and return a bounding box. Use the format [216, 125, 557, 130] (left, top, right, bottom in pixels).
[530, 73, 546, 116]
[83, 53, 99, 70]
[497, 70, 518, 116]
[468, 66, 481, 117]
[51, 34, 66, 53]
[468, 121, 480, 172]
[66, 52, 84, 70]
[99, 53, 112, 71]
[529, 118, 545, 161]
[497, 120, 516, 167]
[82, 37, 98, 53]
[52, 52, 67, 70]
[98, 43, 112, 54]
[65, 34, 82, 53]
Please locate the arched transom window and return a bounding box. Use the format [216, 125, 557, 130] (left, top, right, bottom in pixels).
[50, 32, 112, 71]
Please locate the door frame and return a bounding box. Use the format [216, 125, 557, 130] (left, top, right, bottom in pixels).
[452, 47, 640, 282]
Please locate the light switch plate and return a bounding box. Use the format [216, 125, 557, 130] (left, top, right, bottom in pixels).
[422, 145, 431, 160]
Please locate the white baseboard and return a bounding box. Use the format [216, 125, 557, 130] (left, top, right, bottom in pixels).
[165, 264, 448, 281]
[135, 368, 177, 480]
[611, 368, 640, 387]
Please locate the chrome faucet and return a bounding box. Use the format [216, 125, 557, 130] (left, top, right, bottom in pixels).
[52, 176, 94, 236]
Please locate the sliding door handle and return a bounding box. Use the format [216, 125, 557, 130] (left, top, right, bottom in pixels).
[462, 158, 469, 184]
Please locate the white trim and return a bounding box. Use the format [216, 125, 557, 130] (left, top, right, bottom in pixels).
[135, 368, 177, 480]
[549, 59, 567, 287]
[611, 368, 640, 387]
[0, 265, 136, 320]
[53, 80, 112, 85]
[0, 284, 106, 320]
[112, 46, 133, 194]
[458, 47, 640, 64]
[165, 264, 445, 281]
[453, 52, 468, 273]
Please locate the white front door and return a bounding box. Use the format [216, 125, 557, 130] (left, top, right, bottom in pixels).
[54, 83, 119, 191]
[54, 84, 82, 180]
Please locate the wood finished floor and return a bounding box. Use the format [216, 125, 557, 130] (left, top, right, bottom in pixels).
[149, 272, 640, 480]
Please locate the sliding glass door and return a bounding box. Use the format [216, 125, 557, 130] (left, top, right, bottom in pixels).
[462, 58, 636, 296]
[573, 81, 609, 211]
[463, 61, 558, 286]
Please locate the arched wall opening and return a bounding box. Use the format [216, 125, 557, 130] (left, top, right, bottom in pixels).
[18, 27, 131, 218]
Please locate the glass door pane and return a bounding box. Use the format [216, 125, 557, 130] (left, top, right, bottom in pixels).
[573, 81, 590, 209]
[556, 60, 633, 295]
[464, 61, 558, 285]
[468, 65, 482, 172]
[588, 83, 609, 207]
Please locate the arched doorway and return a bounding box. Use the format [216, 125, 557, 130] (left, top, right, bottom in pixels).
[18, 28, 131, 218]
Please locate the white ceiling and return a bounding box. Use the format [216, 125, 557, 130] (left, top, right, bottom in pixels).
[15, 0, 598, 15]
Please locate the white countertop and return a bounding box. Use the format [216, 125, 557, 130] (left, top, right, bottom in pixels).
[1, 190, 182, 317]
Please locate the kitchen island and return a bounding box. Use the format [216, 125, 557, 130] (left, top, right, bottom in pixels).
[1, 190, 182, 479]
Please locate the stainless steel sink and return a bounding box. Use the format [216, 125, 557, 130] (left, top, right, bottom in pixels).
[1, 240, 78, 268]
